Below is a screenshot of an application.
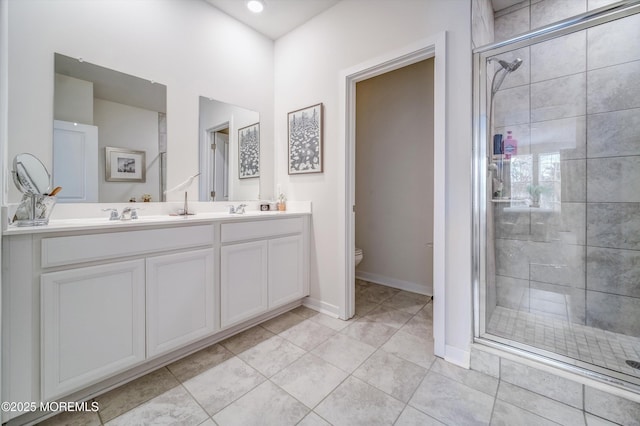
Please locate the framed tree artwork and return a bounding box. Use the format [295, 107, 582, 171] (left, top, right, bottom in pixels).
[288, 103, 323, 174]
[238, 123, 260, 179]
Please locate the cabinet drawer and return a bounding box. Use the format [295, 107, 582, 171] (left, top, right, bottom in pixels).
[221, 217, 303, 243]
[41, 225, 214, 268]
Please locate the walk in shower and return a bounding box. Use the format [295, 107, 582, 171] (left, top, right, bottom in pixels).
[473, 0, 640, 389]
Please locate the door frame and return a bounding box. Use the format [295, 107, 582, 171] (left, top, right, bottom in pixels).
[53, 120, 99, 203]
[199, 121, 229, 201]
[211, 130, 229, 201]
[339, 32, 447, 357]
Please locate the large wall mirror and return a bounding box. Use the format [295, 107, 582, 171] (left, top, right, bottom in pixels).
[53, 53, 167, 203]
[198, 96, 260, 201]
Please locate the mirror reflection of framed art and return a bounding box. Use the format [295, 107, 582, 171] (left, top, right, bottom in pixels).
[238, 123, 260, 179]
[105, 147, 146, 182]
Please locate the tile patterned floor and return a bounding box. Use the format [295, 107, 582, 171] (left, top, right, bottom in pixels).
[488, 305, 640, 379]
[39, 280, 611, 425]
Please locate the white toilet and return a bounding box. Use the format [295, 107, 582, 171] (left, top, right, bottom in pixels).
[355, 247, 364, 267]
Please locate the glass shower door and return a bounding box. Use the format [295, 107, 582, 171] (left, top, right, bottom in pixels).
[475, 5, 640, 387]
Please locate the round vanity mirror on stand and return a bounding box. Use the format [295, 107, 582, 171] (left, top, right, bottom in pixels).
[12, 153, 57, 226]
[13, 153, 52, 194]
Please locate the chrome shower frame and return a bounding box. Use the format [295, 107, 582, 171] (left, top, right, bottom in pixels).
[472, 0, 640, 392]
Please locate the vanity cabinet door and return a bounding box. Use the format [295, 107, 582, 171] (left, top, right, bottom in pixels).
[268, 235, 304, 308]
[146, 249, 215, 357]
[41, 260, 146, 401]
[220, 240, 268, 328]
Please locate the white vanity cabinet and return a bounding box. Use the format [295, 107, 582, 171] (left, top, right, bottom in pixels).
[4, 224, 216, 404]
[146, 248, 215, 357]
[41, 260, 147, 401]
[220, 217, 308, 328]
[268, 235, 305, 307]
[2, 211, 309, 423]
[221, 240, 269, 327]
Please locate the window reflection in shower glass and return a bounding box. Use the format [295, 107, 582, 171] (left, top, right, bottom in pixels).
[508, 153, 560, 209]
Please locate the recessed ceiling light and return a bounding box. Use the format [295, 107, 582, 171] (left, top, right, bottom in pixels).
[247, 0, 264, 13]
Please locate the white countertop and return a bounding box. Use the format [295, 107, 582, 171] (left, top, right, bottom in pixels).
[2, 201, 311, 235]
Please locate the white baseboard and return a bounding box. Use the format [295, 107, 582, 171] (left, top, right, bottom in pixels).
[303, 296, 340, 318]
[356, 271, 432, 296]
[445, 344, 471, 369]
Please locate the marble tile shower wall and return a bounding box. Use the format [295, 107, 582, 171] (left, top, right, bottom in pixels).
[472, 0, 495, 49]
[491, 0, 640, 336]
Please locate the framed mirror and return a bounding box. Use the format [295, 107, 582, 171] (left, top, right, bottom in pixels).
[53, 53, 167, 203]
[198, 96, 260, 201]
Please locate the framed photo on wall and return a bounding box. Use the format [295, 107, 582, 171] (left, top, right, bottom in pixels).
[288, 103, 323, 174]
[238, 123, 260, 179]
[105, 147, 146, 182]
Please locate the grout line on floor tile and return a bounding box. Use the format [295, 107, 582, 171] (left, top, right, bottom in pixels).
[177, 382, 215, 424]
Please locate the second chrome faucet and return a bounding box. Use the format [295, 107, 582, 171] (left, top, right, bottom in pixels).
[103, 207, 139, 220]
[229, 204, 247, 214]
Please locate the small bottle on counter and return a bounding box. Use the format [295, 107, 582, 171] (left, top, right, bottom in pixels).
[277, 193, 286, 211]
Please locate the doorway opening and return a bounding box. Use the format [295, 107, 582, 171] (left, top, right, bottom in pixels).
[354, 58, 434, 294]
[202, 123, 229, 202]
[353, 58, 434, 324]
[341, 33, 447, 358]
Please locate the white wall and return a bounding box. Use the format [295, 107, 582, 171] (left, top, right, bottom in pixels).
[355, 59, 434, 295]
[6, 0, 274, 203]
[275, 0, 473, 357]
[0, 0, 7, 410]
[94, 99, 160, 203]
[54, 74, 94, 125]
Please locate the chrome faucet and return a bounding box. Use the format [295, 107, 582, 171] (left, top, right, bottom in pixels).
[121, 207, 139, 220]
[229, 204, 247, 214]
[103, 207, 139, 220]
[103, 208, 119, 221]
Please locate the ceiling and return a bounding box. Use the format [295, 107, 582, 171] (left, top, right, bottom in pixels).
[204, 1, 522, 40]
[204, 0, 341, 40]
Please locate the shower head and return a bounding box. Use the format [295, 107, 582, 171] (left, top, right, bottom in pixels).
[491, 57, 523, 96]
[498, 58, 523, 72]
